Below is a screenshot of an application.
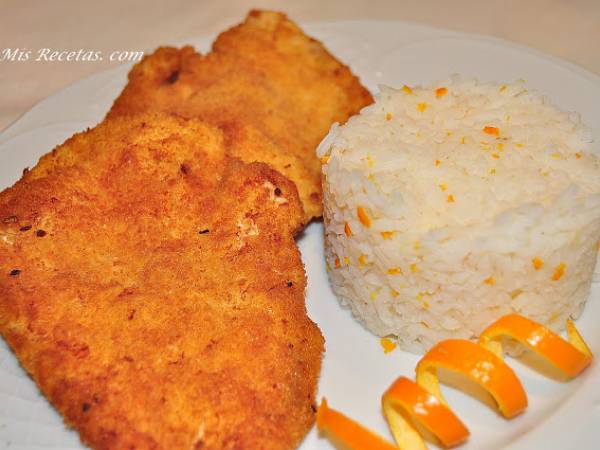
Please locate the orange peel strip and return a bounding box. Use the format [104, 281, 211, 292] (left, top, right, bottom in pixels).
[416, 339, 527, 418]
[382, 376, 469, 449]
[317, 314, 592, 450]
[316, 398, 396, 450]
[479, 314, 592, 378]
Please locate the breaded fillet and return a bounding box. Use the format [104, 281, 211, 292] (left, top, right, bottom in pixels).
[108, 10, 373, 221]
[0, 114, 324, 450]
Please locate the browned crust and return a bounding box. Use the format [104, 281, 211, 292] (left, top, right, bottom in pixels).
[0, 114, 324, 450]
[108, 9, 374, 221]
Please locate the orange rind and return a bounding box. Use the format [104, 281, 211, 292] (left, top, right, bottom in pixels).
[382, 377, 469, 449]
[416, 339, 527, 418]
[316, 398, 396, 450]
[479, 314, 592, 378]
[317, 315, 593, 450]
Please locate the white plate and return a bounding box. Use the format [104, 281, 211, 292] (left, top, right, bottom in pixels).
[1, 19, 600, 450]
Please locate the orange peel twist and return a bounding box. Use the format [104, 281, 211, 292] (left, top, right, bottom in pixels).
[416, 339, 528, 419]
[316, 398, 396, 450]
[479, 314, 592, 378]
[382, 377, 469, 449]
[317, 377, 469, 450]
[316, 315, 592, 450]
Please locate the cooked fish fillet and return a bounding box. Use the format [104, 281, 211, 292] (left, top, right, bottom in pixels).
[108, 9, 373, 221]
[0, 114, 324, 450]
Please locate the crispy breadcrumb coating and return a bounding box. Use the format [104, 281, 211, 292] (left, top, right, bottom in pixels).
[108, 10, 373, 221]
[0, 114, 323, 450]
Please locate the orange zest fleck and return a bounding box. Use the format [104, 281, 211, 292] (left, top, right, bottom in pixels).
[435, 87, 448, 98]
[320, 155, 330, 164]
[532, 257, 544, 270]
[551, 263, 566, 281]
[410, 263, 418, 273]
[491, 153, 500, 159]
[417, 103, 428, 113]
[575, 152, 582, 159]
[367, 155, 375, 168]
[334, 256, 341, 269]
[483, 126, 500, 137]
[416, 339, 528, 418]
[390, 288, 399, 298]
[386, 112, 393, 121]
[402, 85, 413, 94]
[447, 194, 455, 203]
[484, 276, 495, 285]
[381, 338, 397, 354]
[383, 377, 469, 449]
[344, 256, 350, 266]
[387, 267, 402, 275]
[439, 183, 447, 191]
[344, 222, 352, 237]
[357, 206, 371, 228]
[316, 399, 397, 450]
[381, 231, 394, 240]
[435, 159, 441, 167]
[358, 254, 367, 266]
[479, 314, 592, 379]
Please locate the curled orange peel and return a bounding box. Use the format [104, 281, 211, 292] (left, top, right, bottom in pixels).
[479, 314, 592, 378]
[416, 339, 527, 418]
[382, 376, 469, 449]
[316, 398, 396, 450]
[316, 315, 593, 450]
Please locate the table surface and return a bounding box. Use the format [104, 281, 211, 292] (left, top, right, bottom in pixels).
[1, 0, 599, 133]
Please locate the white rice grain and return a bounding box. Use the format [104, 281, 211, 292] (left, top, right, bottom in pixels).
[319, 78, 600, 354]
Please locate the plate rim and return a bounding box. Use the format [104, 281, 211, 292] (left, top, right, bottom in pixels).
[1, 18, 599, 450]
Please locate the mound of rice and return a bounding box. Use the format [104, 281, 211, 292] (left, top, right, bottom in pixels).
[318, 78, 600, 354]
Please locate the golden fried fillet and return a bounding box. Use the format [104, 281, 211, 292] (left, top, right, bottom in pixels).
[108, 10, 373, 221]
[0, 114, 324, 450]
